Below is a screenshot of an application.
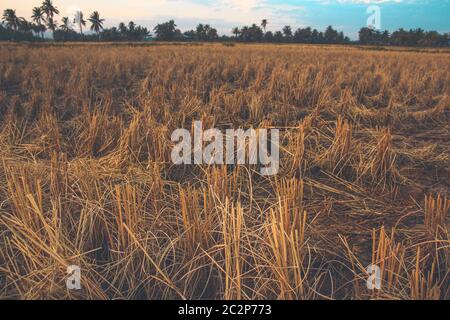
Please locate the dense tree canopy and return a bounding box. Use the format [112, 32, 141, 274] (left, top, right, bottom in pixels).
[359, 27, 449, 47]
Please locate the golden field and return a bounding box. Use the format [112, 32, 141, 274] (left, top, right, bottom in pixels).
[0, 43, 448, 299]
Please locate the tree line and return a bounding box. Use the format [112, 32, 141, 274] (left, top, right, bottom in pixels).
[1, 1, 149, 42]
[359, 27, 448, 47]
[1, 1, 449, 46]
[151, 20, 350, 44]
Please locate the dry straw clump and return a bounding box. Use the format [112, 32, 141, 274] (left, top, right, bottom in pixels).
[0, 43, 448, 300]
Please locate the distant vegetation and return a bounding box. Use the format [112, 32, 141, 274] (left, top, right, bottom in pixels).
[359, 27, 449, 47]
[1, 1, 449, 46]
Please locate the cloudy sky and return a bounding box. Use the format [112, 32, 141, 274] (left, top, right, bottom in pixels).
[2, 0, 449, 39]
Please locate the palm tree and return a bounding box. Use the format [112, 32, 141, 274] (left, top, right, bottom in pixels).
[35, 24, 46, 38]
[88, 11, 104, 34]
[30, 23, 41, 36]
[128, 21, 136, 32]
[261, 19, 268, 32]
[232, 27, 240, 39]
[41, 0, 59, 20]
[31, 6, 45, 38]
[282, 25, 292, 38]
[73, 10, 86, 35]
[241, 26, 249, 41]
[153, 20, 178, 41]
[46, 16, 57, 38]
[61, 16, 71, 32]
[41, 0, 59, 39]
[2, 9, 20, 30]
[18, 18, 32, 32]
[118, 22, 127, 34]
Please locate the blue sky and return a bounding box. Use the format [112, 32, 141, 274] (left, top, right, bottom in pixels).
[2, 0, 449, 39]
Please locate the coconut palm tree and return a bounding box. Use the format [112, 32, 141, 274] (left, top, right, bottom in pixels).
[46, 16, 57, 38]
[31, 6, 46, 38]
[88, 11, 104, 34]
[2, 9, 20, 30]
[128, 21, 136, 32]
[61, 17, 71, 32]
[41, 0, 59, 19]
[261, 19, 268, 32]
[73, 11, 86, 35]
[232, 27, 240, 39]
[30, 23, 42, 36]
[35, 23, 46, 38]
[118, 22, 127, 34]
[18, 18, 32, 32]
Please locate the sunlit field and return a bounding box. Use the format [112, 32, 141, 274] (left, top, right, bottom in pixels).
[0, 43, 448, 300]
